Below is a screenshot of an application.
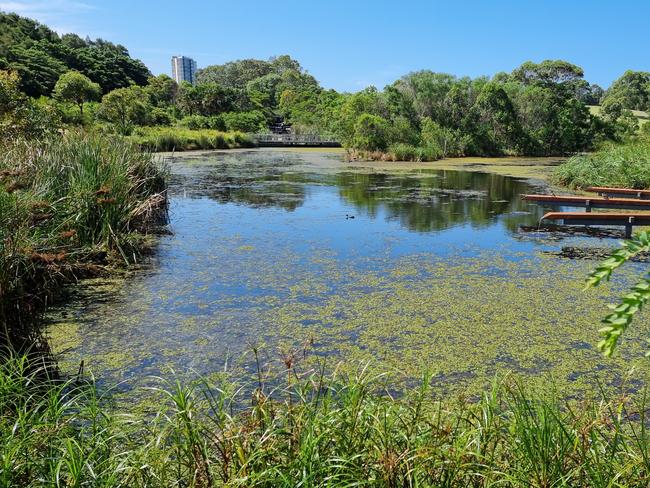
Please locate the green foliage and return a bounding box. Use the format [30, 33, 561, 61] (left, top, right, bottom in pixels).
[52, 70, 101, 114]
[554, 138, 650, 189]
[0, 9, 637, 158]
[0, 132, 166, 349]
[221, 110, 267, 132]
[387, 142, 442, 162]
[97, 86, 150, 135]
[352, 113, 391, 151]
[511, 59, 585, 90]
[0, 12, 150, 97]
[0, 69, 59, 142]
[586, 231, 650, 356]
[129, 126, 255, 151]
[177, 81, 239, 116]
[2, 355, 650, 486]
[420, 117, 468, 157]
[601, 70, 650, 112]
[149, 107, 173, 126]
[145, 74, 178, 107]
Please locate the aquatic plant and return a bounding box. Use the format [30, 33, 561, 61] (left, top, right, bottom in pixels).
[128, 127, 256, 152]
[554, 138, 650, 189]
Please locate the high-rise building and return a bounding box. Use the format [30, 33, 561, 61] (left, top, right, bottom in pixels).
[171, 56, 197, 84]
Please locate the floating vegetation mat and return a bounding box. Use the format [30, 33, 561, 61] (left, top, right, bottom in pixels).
[44, 150, 649, 403]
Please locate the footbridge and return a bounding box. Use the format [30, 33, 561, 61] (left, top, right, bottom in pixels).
[253, 133, 341, 148]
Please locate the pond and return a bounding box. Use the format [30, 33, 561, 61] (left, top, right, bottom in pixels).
[47, 149, 649, 396]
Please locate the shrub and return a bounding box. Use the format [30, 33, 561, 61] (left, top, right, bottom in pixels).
[178, 114, 211, 130]
[352, 113, 391, 151]
[221, 110, 267, 132]
[149, 107, 173, 126]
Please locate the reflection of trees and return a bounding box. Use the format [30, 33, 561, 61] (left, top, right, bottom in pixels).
[169, 155, 309, 211]
[169, 152, 546, 230]
[201, 175, 306, 211]
[336, 170, 546, 232]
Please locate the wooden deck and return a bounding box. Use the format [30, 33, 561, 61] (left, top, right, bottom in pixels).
[542, 212, 650, 237]
[586, 186, 650, 200]
[522, 194, 650, 211]
[253, 134, 341, 147]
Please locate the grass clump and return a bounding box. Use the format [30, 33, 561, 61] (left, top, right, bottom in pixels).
[554, 138, 650, 189]
[129, 127, 257, 152]
[0, 131, 167, 352]
[2, 353, 650, 487]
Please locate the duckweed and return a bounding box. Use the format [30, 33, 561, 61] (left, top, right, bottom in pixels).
[45, 149, 648, 403]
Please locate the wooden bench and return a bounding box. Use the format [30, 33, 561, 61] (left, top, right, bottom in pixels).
[522, 194, 650, 211]
[542, 212, 650, 238]
[586, 186, 650, 200]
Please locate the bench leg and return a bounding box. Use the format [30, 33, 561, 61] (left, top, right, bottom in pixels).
[625, 224, 632, 239]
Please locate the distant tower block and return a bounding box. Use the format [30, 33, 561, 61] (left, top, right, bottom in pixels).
[171, 56, 197, 84]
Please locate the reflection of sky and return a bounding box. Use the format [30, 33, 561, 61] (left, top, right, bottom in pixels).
[47, 155, 645, 394]
[183, 182, 611, 261]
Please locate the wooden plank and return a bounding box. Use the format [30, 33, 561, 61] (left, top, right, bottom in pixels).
[585, 186, 650, 199]
[522, 194, 650, 210]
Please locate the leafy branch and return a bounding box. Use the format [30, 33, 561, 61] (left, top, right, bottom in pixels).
[586, 230, 650, 357]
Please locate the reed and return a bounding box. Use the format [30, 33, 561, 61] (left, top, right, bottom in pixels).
[129, 127, 257, 152]
[0, 131, 167, 353]
[554, 137, 650, 189]
[1, 353, 648, 487]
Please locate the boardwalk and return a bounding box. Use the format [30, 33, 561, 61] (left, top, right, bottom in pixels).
[253, 133, 341, 147]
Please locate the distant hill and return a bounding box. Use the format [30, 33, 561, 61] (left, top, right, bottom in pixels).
[0, 11, 151, 97]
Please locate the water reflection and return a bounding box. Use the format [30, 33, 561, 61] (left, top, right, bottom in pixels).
[169, 151, 545, 233]
[46, 150, 646, 399]
[334, 171, 544, 232]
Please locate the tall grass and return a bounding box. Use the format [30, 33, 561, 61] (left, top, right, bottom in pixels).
[1, 354, 649, 487]
[554, 138, 650, 189]
[0, 131, 167, 352]
[129, 127, 257, 152]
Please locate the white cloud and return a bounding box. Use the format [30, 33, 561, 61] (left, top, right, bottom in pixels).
[0, 0, 95, 33]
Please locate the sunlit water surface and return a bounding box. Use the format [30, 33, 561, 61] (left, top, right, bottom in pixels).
[47, 150, 649, 396]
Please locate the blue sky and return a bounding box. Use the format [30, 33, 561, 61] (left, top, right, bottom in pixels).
[1, 0, 648, 91]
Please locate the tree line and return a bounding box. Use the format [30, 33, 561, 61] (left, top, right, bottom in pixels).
[1, 11, 648, 157]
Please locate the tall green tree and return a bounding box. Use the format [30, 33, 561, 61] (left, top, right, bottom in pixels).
[145, 74, 178, 107]
[53, 70, 101, 114]
[0, 12, 150, 97]
[602, 70, 650, 112]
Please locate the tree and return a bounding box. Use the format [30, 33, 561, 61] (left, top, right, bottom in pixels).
[0, 69, 59, 141]
[0, 11, 151, 96]
[472, 82, 523, 153]
[602, 70, 650, 112]
[97, 86, 149, 135]
[352, 113, 391, 151]
[177, 81, 239, 117]
[53, 70, 101, 114]
[221, 110, 266, 132]
[145, 74, 177, 107]
[512, 60, 584, 87]
[420, 117, 467, 157]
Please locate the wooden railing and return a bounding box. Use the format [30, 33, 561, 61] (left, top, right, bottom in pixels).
[253, 133, 341, 147]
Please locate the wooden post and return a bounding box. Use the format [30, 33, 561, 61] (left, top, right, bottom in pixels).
[626, 217, 634, 239]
